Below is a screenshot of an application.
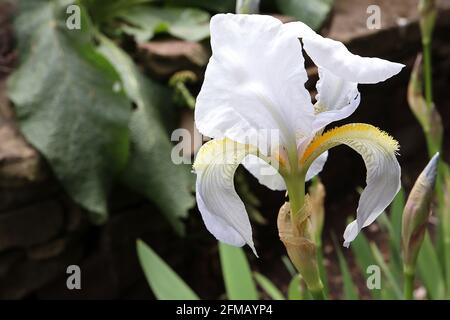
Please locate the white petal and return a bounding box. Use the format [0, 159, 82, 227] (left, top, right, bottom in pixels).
[300, 124, 401, 247]
[196, 14, 314, 151]
[343, 148, 400, 247]
[194, 138, 267, 255]
[284, 21, 405, 84]
[305, 151, 328, 181]
[243, 155, 286, 190]
[313, 68, 360, 132]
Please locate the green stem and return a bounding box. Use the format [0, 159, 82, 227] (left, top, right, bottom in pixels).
[403, 267, 415, 300]
[422, 39, 433, 109]
[284, 168, 326, 300]
[285, 175, 305, 217]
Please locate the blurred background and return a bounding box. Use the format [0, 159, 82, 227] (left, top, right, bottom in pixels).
[0, 0, 449, 299]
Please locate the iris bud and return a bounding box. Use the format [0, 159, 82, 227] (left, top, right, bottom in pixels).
[402, 153, 439, 272]
[277, 199, 324, 298]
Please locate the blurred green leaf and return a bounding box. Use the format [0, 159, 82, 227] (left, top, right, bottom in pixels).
[351, 231, 376, 274]
[388, 188, 405, 273]
[391, 188, 405, 249]
[350, 231, 381, 299]
[164, 0, 236, 13]
[335, 244, 358, 299]
[97, 35, 195, 234]
[82, 0, 156, 22]
[287, 275, 302, 300]
[253, 272, 285, 300]
[8, 0, 131, 221]
[119, 6, 210, 42]
[417, 232, 446, 299]
[219, 243, 258, 300]
[275, 0, 334, 30]
[282, 255, 296, 277]
[317, 245, 329, 296]
[370, 243, 403, 299]
[136, 240, 199, 300]
[378, 214, 402, 276]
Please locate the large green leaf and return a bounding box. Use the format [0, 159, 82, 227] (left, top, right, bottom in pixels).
[136, 239, 199, 300]
[119, 6, 210, 42]
[81, 0, 156, 22]
[275, 0, 334, 30]
[8, 0, 131, 221]
[164, 0, 236, 13]
[97, 35, 195, 234]
[219, 243, 258, 300]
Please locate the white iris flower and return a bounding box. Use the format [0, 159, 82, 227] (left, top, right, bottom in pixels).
[193, 14, 404, 255]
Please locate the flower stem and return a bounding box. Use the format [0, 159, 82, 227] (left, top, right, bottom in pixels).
[284, 173, 326, 300]
[285, 175, 305, 217]
[403, 266, 415, 300]
[422, 39, 433, 109]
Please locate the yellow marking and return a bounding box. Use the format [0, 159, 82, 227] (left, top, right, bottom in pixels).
[301, 123, 399, 164]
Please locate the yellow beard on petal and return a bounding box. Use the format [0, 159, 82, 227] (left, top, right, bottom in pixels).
[300, 123, 400, 165]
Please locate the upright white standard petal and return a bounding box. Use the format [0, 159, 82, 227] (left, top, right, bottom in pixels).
[283, 21, 404, 132]
[195, 14, 314, 152]
[312, 69, 360, 132]
[301, 124, 401, 247]
[284, 21, 405, 84]
[194, 138, 274, 255]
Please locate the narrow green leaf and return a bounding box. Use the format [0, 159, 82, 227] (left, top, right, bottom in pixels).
[275, 0, 334, 30]
[317, 245, 329, 296]
[282, 255, 297, 277]
[391, 188, 405, 250]
[136, 239, 199, 300]
[370, 243, 403, 299]
[219, 243, 258, 300]
[253, 272, 285, 300]
[8, 0, 131, 221]
[351, 231, 381, 299]
[335, 245, 358, 299]
[351, 231, 376, 274]
[97, 34, 195, 234]
[287, 275, 302, 300]
[417, 232, 446, 299]
[378, 214, 402, 276]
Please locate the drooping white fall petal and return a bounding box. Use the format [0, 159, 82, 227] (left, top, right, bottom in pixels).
[193, 139, 271, 255]
[301, 124, 401, 247]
